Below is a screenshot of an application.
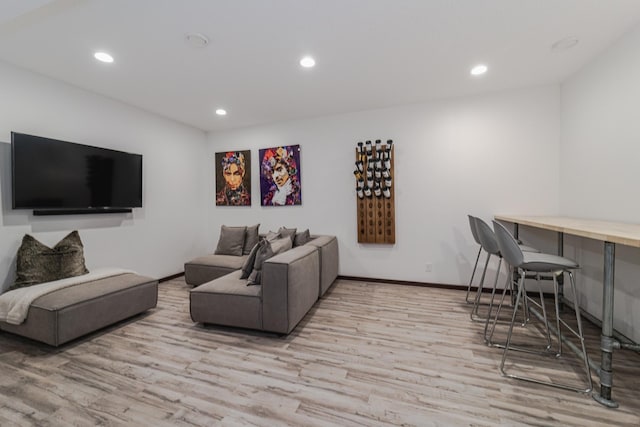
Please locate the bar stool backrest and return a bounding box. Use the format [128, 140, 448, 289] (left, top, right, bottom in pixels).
[475, 217, 500, 256]
[467, 215, 481, 245]
[493, 220, 524, 267]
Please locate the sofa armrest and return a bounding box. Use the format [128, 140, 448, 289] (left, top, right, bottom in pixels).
[261, 245, 319, 334]
[306, 235, 339, 297]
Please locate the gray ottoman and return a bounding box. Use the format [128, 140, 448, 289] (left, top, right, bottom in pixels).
[0, 273, 158, 346]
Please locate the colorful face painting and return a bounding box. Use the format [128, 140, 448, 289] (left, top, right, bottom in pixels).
[259, 145, 302, 206]
[215, 150, 251, 206]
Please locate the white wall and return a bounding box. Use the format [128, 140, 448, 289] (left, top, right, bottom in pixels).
[559, 24, 640, 342]
[207, 85, 561, 286]
[0, 61, 209, 290]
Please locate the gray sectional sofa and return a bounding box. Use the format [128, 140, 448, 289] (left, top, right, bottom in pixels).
[187, 234, 338, 334]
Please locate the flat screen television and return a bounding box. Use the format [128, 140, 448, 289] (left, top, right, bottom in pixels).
[11, 132, 142, 214]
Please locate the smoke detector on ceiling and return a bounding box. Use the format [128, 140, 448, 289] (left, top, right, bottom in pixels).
[185, 32, 210, 48]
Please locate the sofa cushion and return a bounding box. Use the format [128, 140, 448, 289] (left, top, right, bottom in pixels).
[243, 224, 260, 255]
[13, 231, 89, 290]
[240, 242, 260, 279]
[265, 230, 281, 241]
[247, 237, 292, 285]
[184, 254, 248, 286]
[215, 225, 247, 256]
[190, 270, 262, 330]
[293, 229, 311, 247]
[278, 227, 297, 244]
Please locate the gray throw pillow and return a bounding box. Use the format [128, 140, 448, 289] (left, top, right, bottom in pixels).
[294, 229, 311, 247]
[278, 226, 297, 244]
[240, 240, 261, 279]
[265, 230, 281, 242]
[12, 231, 89, 291]
[214, 225, 247, 256]
[243, 224, 260, 255]
[247, 237, 293, 285]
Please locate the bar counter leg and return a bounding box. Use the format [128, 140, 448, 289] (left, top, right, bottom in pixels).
[557, 232, 564, 310]
[593, 241, 619, 408]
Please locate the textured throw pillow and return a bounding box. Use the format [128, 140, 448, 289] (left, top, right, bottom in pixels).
[240, 240, 261, 279]
[55, 230, 90, 279]
[12, 231, 89, 290]
[278, 226, 297, 245]
[243, 224, 260, 255]
[247, 237, 293, 285]
[214, 225, 247, 256]
[294, 229, 311, 247]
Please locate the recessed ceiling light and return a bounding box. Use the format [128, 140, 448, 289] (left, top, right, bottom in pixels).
[300, 56, 316, 68]
[215, 108, 227, 116]
[551, 37, 579, 53]
[94, 52, 114, 63]
[185, 32, 209, 48]
[470, 64, 488, 76]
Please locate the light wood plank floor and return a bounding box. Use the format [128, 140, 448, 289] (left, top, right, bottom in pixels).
[0, 278, 639, 426]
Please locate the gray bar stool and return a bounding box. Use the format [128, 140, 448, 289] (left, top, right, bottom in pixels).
[492, 220, 592, 393]
[469, 216, 539, 322]
[465, 215, 485, 304]
[472, 217, 540, 338]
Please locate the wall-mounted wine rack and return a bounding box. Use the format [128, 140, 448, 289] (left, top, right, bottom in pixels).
[354, 139, 395, 244]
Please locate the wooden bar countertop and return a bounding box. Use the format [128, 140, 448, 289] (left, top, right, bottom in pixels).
[494, 215, 640, 248]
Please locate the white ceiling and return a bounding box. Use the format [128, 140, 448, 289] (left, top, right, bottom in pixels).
[1, 0, 640, 132]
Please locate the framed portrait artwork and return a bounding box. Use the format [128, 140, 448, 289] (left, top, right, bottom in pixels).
[215, 150, 251, 206]
[259, 145, 302, 206]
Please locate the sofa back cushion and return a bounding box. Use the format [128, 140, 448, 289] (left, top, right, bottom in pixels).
[293, 229, 311, 247]
[278, 227, 297, 244]
[247, 237, 292, 285]
[215, 225, 247, 256]
[243, 224, 260, 255]
[240, 242, 260, 279]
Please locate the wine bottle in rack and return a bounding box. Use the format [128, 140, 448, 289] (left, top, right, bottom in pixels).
[364, 185, 372, 198]
[383, 186, 391, 199]
[357, 141, 363, 154]
[365, 140, 372, 155]
[374, 166, 382, 179]
[384, 176, 392, 188]
[357, 185, 364, 199]
[374, 182, 382, 198]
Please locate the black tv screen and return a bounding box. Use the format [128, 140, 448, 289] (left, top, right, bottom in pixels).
[11, 132, 142, 211]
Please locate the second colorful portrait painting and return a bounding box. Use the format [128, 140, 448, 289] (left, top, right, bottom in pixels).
[259, 145, 302, 206]
[215, 150, 251, 206]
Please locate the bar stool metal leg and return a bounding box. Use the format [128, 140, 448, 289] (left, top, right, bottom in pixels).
[465, 246, 483, 304]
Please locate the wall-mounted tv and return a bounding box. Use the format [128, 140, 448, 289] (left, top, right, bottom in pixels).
[11, 132, 142, 215]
